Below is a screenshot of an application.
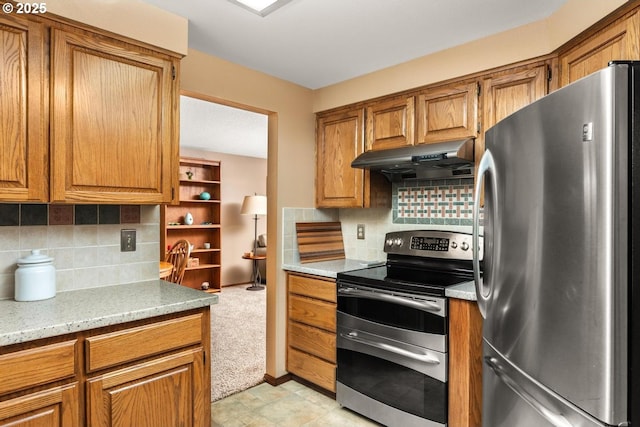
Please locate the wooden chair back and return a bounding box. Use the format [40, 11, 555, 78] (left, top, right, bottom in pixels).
[165, 239, 191, 284]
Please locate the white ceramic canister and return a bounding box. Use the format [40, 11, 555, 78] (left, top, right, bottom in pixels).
[15, 250, 56, 301]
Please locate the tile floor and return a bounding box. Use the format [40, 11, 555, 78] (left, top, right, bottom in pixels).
[211, 381, 382, 426]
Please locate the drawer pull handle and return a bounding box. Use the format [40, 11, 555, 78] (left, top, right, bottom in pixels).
[341, 331, 440, 364]
[338, 287, 442, 313]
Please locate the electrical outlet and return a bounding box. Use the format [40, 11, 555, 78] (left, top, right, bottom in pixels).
[121, 229, 136, 252]
[357, 224, 365, 240]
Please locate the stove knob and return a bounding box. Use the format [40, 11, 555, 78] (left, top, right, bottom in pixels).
[394, 238, 403, 246]
[385, 238, 394, 247]
[451, 242, 458, 249]
[461, 241, 469, 251]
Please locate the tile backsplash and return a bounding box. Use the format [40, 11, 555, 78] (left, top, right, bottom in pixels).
[393, 178, 474, 225]
[282, 205, 475, 264]
[0, 205, 159, 300]
[0, 204, 141, 226]
[281, 208, 339, 265]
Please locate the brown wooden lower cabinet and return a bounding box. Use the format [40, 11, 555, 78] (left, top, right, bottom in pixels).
[449, 298, 483, 427]
[286, 272, 337, 393]
[0, 308, 210, 427]
[86, 348, 206, 427]
[0, 383, 79, 427]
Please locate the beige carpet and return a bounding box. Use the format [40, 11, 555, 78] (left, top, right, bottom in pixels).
[210, 284, 266, 401]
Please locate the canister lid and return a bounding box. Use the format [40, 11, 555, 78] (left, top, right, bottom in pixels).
[17, 249, 53, 265]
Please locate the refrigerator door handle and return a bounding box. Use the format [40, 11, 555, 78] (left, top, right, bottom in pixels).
[473, 149, 496, 318]
[485, 357, 573, 427]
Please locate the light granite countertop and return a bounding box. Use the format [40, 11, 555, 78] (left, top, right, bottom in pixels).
[445, 281, 476, 301]
[282, 259, 384, 279]
[0, 280, 218, 346]
[283, 259, 477, 301]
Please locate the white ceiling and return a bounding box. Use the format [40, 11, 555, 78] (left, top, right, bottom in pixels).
[142, 0, 568, 158]
[180, 96, 268, 159]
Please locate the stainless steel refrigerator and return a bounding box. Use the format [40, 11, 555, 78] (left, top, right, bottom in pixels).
[472, 62, 639, 427]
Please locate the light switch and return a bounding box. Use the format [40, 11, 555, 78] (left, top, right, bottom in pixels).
[121, 229, 136, 252]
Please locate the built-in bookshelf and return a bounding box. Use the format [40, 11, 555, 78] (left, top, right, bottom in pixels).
[160, 157, 221, 292]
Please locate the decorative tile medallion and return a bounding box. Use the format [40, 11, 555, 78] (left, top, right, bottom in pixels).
[393, 178, 474, 225]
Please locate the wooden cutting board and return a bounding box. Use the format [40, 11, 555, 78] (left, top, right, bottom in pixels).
[296, 222, 345, 263]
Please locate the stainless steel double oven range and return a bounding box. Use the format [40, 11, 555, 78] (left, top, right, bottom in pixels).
[336, 230, 482, 427]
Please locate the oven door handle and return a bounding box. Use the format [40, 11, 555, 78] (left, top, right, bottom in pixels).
[338, 287, 442, 313]
[340, 331, 440, 364]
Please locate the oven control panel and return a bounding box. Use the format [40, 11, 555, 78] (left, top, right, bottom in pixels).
[410, 236, 450, 251]
[384, 230, 482, 260]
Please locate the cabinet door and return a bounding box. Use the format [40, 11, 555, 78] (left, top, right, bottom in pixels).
[0, 15, 47, 202]
[316, 109, 390, 208]
[50, 28, 177, 204]
[416, 81, 479, 144]
[481, 65, 547, 155]
[0, 383, 79, 427]
[559, 10, 640, 86]
[366, 96, 415, 150]
[86, 348, 207, 427]
[316, 109, 365, 208]
[477, 64, 547, 205]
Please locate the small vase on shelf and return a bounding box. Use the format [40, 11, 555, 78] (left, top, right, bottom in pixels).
[184, 212, 194, 225]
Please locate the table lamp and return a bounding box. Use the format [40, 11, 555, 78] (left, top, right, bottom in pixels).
[240, 194, 267, 255]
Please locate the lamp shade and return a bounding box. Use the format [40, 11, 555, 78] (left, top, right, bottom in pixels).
[240, 195, 267, 215]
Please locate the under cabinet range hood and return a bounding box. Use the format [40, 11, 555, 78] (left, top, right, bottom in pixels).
[351, 138, 475, 181]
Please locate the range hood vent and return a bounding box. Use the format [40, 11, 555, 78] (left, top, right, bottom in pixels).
[351, 138, 475, 181]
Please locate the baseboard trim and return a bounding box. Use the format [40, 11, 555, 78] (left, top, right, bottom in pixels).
[289, 375, 336, 399]
[222, 282, 252, 287]
[263, 373, 291, 386]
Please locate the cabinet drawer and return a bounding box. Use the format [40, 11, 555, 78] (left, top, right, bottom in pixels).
[85, 313, 203, 372]
[288, 321, 336, 363]
[288, 347, 336, 392]
[0, 340, 76, 396]
[288, 295, 336, 332]
[288, 274, 336, 302]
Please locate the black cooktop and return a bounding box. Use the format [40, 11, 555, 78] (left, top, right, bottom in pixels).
[337, 263, 474, 297]
[337, 230, 481, 297]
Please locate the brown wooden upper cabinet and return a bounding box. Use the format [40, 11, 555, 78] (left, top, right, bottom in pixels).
[0, 12, 180, 204]
[416, 81, 479, 144]
[559, 9, 640, 87]
[475, 63, 548, 206]
[365, 96, 415, 150]
[481, 64, 548, 146]
[0, 14, 48, 202]
[316, 108, 390, 208]
[51, 28, 177, 204]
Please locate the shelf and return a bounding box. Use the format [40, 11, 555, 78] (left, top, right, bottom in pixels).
[178, 199, 221, 204]
[180, 179, 221, 185]
[185, 263, 221, 271]
[167, 224, 221, 229]
[191, 248, 221, 254]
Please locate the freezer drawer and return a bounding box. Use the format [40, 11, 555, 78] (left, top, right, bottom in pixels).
[483, 342, 607, 427]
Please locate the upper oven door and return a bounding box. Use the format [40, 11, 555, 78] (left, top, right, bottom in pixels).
[337, 282, 447, 351]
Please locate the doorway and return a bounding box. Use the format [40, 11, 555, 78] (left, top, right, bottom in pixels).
[178, 91, 270, 400]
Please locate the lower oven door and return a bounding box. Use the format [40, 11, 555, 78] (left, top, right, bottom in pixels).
[337, 317, 448, 427]
[336, 281, 448, 427]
